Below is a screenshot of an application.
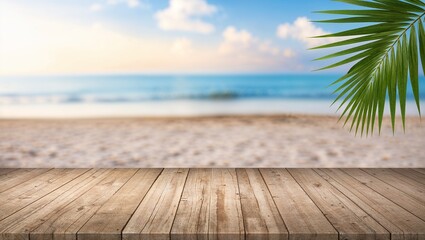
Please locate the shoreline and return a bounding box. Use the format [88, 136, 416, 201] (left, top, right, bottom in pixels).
[0, 113, 339, 121]
[1, 99, 424, 119]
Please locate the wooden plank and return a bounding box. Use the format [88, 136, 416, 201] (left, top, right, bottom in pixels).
[289, 169, 389, 240]
[363, 169, 425, 204]
[171, 168, 212, 240]
[0, 169, 88, 220]
[317, 169, 425, 240]
[0, 169, 112, 240]
[208, 169, 244, 240]
[343, 169, 425, 221]
[0, 169, 25, 185]
[29, 169, 138, 240]
[171, 169, 245, 240]
[0, 169, 51, 193]
[414, 169, 425, 175]
[260, 169, 337, 240]
[123, 168, 189, 240]
[0, 169, 17, 176]
[0, 168, 47, 182]
[1, 168, 425, 239]
[237, 168, 287, 240]
[78, 169, 162, 240]
[392, 169, 425, 186]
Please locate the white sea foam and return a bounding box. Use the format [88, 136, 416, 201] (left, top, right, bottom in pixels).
[0, 99, 423, 118]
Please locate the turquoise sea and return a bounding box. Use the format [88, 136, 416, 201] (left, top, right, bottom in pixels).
[0, 74, 424, 118]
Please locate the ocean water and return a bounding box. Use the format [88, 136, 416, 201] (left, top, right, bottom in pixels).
[0, 74, 424, 118]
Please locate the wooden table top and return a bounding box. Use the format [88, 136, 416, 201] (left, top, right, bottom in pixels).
[0, 168, 424, 240]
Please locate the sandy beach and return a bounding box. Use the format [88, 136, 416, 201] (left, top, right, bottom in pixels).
[0, 115, 424, 168]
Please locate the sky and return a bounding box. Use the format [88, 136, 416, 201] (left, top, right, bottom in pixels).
[0, 0, 352, 76]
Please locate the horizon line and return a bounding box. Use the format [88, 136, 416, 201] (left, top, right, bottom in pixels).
[0, 72, 348, 78]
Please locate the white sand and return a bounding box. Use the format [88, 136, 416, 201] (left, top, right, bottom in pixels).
[0, 115, 424, 168]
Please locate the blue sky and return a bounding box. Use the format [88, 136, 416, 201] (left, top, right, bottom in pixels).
[0, 0, 353, 75]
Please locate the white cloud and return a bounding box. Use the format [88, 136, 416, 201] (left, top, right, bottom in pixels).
[171, 37, 192, 54]
[222, 27, 253, 46]
[216, 26, 298, 71]
[277, 17, 333, 48]
[219, 26, 295, 58]
[155, 0, 217, 34]
[219, 26, 255, 55]
[259, 41, 280, 56]
[107, 0, 143, 8]
[0, 3, 304, 75]
[90, 3, 103, 12]
[90, 0, 147, 11]
[126, 0, 140, 8]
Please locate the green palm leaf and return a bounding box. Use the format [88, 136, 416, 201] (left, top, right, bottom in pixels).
[315, 0, 425, 135]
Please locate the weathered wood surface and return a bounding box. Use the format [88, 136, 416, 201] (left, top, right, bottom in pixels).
[0, 168, 424, 240]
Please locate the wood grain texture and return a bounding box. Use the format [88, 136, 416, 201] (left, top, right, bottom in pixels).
[363, 169, 425, 205]
[260, 169, 337, 240]
[0, 169, 17, 176]
[30, 169, 138, 240]
[0, 168, 51, 193]
[123, 169, 189, 240]
[0, 169, 112, 240]
[317, 169, 425, 240]
[236, 168, 287, 240]
[343, 169, 425, 221]
[0, 168, 424, 240]
[171, 169, 245, 240]
[0, 169, 88, 220]
[414, 169, 425, 175]
[171, 168, 212, 240]
[209, 169, 244, 240]
[289, 169, 389, 240]
[393, 169, 425, 186]
[78, 169, 162, 240]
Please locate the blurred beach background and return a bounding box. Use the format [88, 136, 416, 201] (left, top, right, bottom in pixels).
[0, 74, 350, 118]
[1, 74, 424, 118]
[1, 74, 424, 168]
[1, 0, 424, 167]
